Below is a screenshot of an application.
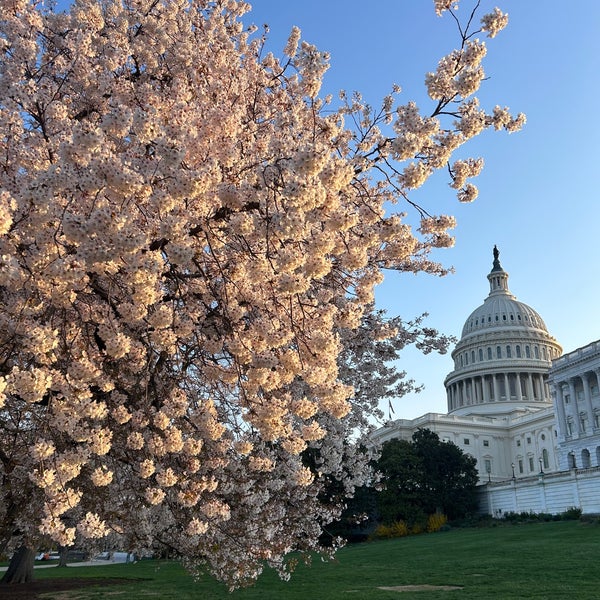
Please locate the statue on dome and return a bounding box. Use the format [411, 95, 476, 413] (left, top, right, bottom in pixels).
[491, 245, 502, 272]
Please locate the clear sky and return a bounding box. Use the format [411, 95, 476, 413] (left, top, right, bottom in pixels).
[242, 1, 600, 419]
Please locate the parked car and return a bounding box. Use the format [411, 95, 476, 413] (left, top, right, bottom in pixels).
[35, 551, 60, 561]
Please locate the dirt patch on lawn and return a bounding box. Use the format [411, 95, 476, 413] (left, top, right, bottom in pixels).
[0, 578, 143, 599]
[378, 584, 463, 592]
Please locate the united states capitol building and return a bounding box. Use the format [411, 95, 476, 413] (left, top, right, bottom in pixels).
[372, 247, 600, 515]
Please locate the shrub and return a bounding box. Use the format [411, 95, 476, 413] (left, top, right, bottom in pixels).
[390, 521, 410, 538]
[427, 513, 448, 533]
[370, 521, 410, 540]
[560, 507, 582, 520]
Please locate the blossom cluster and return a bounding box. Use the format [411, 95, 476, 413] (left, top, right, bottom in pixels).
[0, 0, 520, 588]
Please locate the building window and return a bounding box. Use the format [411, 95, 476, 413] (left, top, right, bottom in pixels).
[471, 350, 475, 364]
[565, 394, 570, 404]
[528, 457, 534, 472]
[525, 345, 530, 358]
[541, 434, 546, 441]
[518, 459, 524, 474]
[542, 346, 547, 359]
[483, 440, 489, 447]
[479, 348, 483, 362]
[580, 415, 587, 433]
[484, 459, 492, 474]
[567, 419, 573, 436]
[527, 437, 531, 444]
[542, 449, 549, 470]
[464, 438, 470, 445]
[534, 346, 539, 359]
[487, 347, 492, 360]
[506, 346, 512, 358]
[516, 345, 521, 358]
[516, 440, 521, 447]
[496, 346, 502, 359]
[594, 413, 600, 429]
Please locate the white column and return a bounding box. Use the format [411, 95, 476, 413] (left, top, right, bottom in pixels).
[554, 383, 568, 439]
[483, 375, 490, 403]
[493, 374, 500, 402]
[504, 373, 510, 400]
[582, 374, 594, 429]
[516, 373, 523, 402]
[568, 379, 581, 434]
[527, 373, 535, 401]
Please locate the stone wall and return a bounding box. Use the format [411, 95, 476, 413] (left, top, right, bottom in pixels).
[477, 467, 600, 516]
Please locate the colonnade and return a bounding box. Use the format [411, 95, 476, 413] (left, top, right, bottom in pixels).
[553, 369, 600, 439]
[447, 372, 549, 411]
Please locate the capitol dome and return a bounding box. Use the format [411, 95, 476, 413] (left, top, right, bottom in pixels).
[444, 247, 562, 416]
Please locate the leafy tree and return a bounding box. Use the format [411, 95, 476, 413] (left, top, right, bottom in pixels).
[0, 0, 519, 587]
[377, 429, 479, 525]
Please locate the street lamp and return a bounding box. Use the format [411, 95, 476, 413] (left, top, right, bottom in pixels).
[511, 462, 516, 479]
[539, 457, 544, 475]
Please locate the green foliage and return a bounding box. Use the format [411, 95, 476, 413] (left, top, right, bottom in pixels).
[376, 428, 479, 525]
[561, 507, 583, 520]
[503, 508, 583, 524]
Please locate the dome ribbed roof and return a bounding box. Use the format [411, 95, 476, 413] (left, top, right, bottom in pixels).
[460, 246, 547, 340]
[461, 297, 548, 339]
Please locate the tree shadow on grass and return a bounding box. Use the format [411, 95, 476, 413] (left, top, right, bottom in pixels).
[0, 577, 147, 599]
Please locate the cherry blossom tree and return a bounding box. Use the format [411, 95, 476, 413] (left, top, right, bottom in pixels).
[0, 0, 521, 587]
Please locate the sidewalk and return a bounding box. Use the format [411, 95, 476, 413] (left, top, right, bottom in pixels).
[0, 559, 134, 572]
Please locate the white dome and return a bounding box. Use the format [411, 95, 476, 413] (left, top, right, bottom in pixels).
[461, 296, 548, 340]
[444, 246, 562, 417]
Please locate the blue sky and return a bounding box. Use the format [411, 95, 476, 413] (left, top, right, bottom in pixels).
[243, 1, 600, 418]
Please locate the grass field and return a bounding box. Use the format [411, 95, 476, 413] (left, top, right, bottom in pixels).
[21, 520, 600, 599]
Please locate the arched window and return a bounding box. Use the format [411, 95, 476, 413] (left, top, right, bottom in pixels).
[582, 449, 591, 469]
[506, 346, 512, 358]
[568, 452, 577, 469]
[471, 350, 475, 363]
[496, 346, 502, 358]
[542, 449, 549, 470]
[516, 345, 521, 358]
[525, 345, 531, 358]
[487, 347, 492, 360]
[479, 348, 483, 362]
[542, 346, 547, 359]
[534, 346, 540, 359]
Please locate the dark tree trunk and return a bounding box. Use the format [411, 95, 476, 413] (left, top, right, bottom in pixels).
[58, 545, 69, 567]
[1, 545, 35, 584]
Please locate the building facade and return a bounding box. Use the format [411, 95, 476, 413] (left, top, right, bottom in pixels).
[549, 341, 600, 470]
[372, 247, 600, 514]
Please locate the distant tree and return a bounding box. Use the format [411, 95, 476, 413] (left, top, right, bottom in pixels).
[0, 0, 519, 587]
[377, 429, 479, 525]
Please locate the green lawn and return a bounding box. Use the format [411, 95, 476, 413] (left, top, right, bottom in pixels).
[29, 520, 600, 599]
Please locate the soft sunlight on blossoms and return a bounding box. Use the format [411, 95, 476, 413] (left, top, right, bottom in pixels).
[0, 0, 522, 587]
